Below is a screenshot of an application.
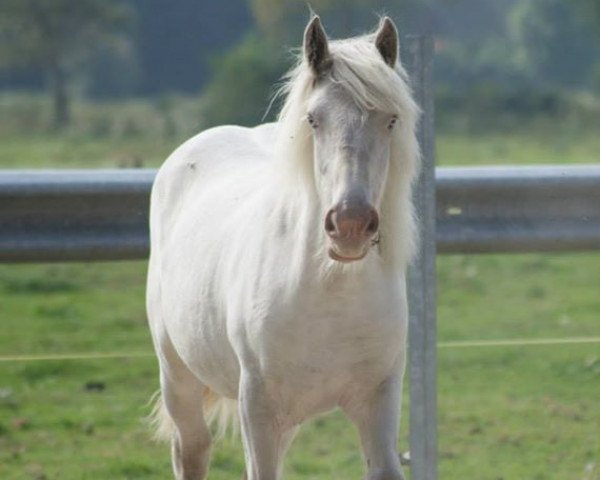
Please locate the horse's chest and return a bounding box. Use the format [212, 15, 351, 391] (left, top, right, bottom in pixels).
[246, 277, 407, 416]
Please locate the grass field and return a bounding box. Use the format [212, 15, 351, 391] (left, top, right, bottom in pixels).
[0, 97, 599, 479]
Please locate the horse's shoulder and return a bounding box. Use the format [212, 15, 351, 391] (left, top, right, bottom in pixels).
[150, 123, 276, 233]
[249, 122, 278, 146]
[156, 123, 275, 184]
[153, 124, 273, 201]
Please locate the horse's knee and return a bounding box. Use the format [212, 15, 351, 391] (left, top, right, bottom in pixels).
[172, 431, 212, 480]
[160, 377, 212, 480]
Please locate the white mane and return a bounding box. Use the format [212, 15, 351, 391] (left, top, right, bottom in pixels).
[275, 33, 422, 270]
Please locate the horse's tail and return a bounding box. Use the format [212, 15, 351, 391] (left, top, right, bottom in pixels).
[202, 388, 239, 440]
[147, 390, 173, 442]
[148, 388, 239, 443]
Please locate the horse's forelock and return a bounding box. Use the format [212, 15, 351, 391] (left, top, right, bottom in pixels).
[278, 35, 417, 125]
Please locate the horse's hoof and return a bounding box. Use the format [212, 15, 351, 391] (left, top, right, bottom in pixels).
[365, 468, 405, 480]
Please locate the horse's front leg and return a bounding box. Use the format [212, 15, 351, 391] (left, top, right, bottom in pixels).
[238, 372, 295, 480]
[345, 370, 405, 480]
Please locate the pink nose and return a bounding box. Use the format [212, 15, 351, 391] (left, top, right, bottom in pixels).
[324, 203, 379, 240]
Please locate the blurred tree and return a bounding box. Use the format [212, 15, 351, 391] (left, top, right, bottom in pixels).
[508, 0, 598, 88]
[128, 0, 252, 95]
[201, 33, 285, 127]
[203, 0, 598, 126]
[84, 40, 139, 99]
[250, 0, 431, 41]
[204, 0, 431, 127]
[574, 0, 600, 30]
[250, 0, 368, 40]
[0, 0, 132, 128]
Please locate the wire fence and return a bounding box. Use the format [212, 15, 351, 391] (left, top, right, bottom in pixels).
[2, 336, 599, 363]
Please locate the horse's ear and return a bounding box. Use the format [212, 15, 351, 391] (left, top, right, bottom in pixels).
[375, 17, 399, 68]
[304, 16, 331, 76]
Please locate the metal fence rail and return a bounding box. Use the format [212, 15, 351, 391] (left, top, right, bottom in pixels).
[2, 165, 599, 263]
[437, 165, 600, 253]
[0, 170, 154, 262]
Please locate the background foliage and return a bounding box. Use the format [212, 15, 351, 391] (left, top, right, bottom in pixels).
[1, 0, 599, 129]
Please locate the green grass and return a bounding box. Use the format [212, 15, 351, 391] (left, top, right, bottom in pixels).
[3, 125, 598, 170]
[0, 93, 204, 169]
[2, 93, 599, 170]
[438, 129, 600, 166]
[0, 134, 176, 170]
[1, 256, 598, 479]
[0, 98, 599, 479]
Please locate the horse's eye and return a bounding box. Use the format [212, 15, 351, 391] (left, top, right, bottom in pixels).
[307, 113, 318, 128]
[387, 116, 398, 130]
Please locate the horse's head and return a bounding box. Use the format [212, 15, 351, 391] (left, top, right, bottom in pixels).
[302, 16, 401, 263]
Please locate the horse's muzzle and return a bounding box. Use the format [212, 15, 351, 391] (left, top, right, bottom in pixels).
[324, 203, 379, 262]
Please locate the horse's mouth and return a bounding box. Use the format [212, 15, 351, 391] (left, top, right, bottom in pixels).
[328, 247, 368, 263]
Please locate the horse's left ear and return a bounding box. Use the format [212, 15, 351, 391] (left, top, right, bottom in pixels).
[375, 17, 399, 68]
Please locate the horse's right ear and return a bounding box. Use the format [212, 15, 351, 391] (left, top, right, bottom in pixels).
[375, 17, 399, 68]
[304, 16, 332, 76]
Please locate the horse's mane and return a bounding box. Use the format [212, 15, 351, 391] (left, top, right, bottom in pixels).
[274, 31, 421, 271]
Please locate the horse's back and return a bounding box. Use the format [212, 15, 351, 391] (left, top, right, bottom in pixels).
[151, 123, 276, 229]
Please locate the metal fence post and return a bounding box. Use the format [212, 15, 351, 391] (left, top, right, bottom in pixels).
[406, 35, 438, 480]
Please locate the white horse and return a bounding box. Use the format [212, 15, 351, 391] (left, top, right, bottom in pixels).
[146, 15, 420, 480]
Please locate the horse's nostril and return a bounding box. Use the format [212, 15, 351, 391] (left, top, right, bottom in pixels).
[365, 210, 379, 235]
[326, 206, 379, 239]
[324, 209, 336, 235]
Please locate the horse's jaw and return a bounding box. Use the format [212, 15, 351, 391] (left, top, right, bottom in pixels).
[327, 247, 368, 263]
